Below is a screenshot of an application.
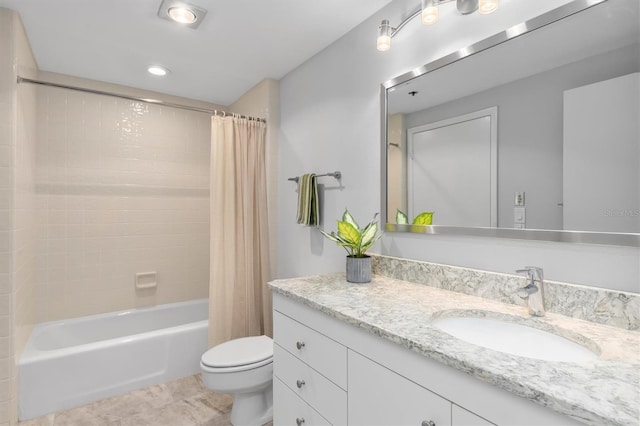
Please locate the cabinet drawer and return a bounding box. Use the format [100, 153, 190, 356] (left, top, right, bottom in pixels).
[274, 343, 347, 425]
[452, 405, 495, 426]
[273, 310, 347, 388]
[348, 350, 452, 426]
[274, 377, 332, 426]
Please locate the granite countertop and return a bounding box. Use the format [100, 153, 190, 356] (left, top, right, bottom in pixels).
[268, 273, 640, 426]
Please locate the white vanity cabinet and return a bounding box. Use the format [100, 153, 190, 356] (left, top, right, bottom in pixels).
[273, 378, 332, 426]
[452, 406, 495, 426]
[272, 310, 348, 425]
[272, 293, 585, 426]
[348, 350, 495, 426]
[348, 350, 452, 426]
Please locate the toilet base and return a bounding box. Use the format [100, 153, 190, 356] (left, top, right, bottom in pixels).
[230, 384, 273, 426]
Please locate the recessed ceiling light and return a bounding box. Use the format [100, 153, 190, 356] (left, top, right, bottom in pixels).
[148, 66, 169, 76]
[157, 0, 207, 29]
[168, 6, 197, 24]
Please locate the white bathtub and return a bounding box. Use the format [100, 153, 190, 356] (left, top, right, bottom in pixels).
[19, 299, 209, 420]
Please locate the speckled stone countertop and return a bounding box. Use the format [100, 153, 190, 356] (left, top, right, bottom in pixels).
[268, 273, 640, 426]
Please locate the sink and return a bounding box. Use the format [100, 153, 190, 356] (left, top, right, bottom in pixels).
[432, 316, 598, 362]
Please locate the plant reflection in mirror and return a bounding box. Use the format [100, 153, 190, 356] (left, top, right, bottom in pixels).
[396, 209, 434, 225]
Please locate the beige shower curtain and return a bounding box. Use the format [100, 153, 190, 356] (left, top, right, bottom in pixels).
[209, 115, 272, 348]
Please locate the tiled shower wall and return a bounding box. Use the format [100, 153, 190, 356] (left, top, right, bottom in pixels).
[13, 68, 37, 409]
[1, 8, 38, 425]
[34, 85, 211, 322]
[0, 10, 16, 424]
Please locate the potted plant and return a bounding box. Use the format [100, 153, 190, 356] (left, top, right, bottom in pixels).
[320, 209, 382, 283]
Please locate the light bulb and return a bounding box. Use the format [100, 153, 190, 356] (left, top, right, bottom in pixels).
[478, 0, 499, 14]
[168, 6, 197, 24]
[377, 20, 392, 51]
[377, 34, 391, 51]
[421, 0, 439, 25]
[148, 66, 169, 76]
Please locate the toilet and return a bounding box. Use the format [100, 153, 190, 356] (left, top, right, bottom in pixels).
[200, 335, 273, 426]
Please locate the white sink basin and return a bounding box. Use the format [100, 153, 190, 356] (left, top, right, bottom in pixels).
[432, 316, 598, 362]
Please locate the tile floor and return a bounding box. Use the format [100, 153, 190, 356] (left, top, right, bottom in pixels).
[17, 374, 266, 426]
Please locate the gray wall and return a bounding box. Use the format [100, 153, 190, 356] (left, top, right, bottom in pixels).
[277, 0, 639, 292]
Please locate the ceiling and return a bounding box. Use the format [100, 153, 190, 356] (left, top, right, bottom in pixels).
[0, 0, 393, 105]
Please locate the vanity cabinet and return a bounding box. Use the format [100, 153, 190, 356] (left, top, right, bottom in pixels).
[348, 350, 452, 426]
[273, 310, 347, 425]
[452, 406, 495, 426]
[273, 378, 331, 426]
[349, 350, 494, 426]
[272, 293, 585, 426]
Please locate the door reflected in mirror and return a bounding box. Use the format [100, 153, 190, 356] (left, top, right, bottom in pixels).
[389, 107, 498, 227]
[384, 0, 639, 238]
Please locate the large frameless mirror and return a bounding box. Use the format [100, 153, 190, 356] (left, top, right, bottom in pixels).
[381, 0, 640, 246]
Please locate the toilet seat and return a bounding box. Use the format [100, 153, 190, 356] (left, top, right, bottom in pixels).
[200, 335, 274, 425]
[201, 335, 273, 371]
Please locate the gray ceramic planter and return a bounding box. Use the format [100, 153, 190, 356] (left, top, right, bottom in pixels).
[346, 255, 371, 283]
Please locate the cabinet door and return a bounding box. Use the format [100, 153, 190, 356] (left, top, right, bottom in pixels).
[452, 405, 495, 426]
[348, 350, 452, 426]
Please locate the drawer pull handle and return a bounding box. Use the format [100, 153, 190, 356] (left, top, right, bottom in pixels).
[421, 421, 436, 426]
[296, 341, 305, 350]
[296, 379, 306, 388]
[296, 417, 305, 426]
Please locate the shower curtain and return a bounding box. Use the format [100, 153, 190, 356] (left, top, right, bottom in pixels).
[209, 115, 272, 347]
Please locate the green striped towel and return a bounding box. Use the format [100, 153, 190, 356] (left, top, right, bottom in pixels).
[296, 173, 319, 226]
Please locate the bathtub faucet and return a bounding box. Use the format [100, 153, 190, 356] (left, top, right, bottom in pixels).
[515, 266, 545, 317]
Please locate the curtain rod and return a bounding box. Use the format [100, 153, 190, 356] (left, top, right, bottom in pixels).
[16, 76, 266, 123]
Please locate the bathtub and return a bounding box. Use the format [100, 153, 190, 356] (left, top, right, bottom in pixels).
[19, 299, 209, 420]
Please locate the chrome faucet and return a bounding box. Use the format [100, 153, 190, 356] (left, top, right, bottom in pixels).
[515, 266, 545, 316]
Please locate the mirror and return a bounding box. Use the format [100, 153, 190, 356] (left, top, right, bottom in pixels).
[382, 0, 640, 246]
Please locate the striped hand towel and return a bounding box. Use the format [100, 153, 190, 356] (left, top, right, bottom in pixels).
[296, 173, 319, 226]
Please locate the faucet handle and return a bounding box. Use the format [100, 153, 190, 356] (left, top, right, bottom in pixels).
[516, 268, 535, 281]
[524, 266, 544, 281]
[516, 266, 544, 281]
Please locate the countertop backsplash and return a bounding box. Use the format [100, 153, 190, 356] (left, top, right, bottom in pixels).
[371, 254, 639, 331]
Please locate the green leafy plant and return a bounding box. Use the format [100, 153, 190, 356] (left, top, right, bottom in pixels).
[396, 209, 434, 225]
[320, 209, 382, 258]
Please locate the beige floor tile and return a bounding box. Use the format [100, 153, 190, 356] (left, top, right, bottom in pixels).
[52, 405, 121, 426]
[194, 391, 233, 415]
[119, 398, 219, 426]
[18, 375, 235, 426]
[166, 375, 207, 403]
[78, 392, 156, 420]
[16, 414, 54, 426]
[198, 412, 231, 426]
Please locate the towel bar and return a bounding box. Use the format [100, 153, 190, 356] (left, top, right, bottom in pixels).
[288, 171, 342, 183]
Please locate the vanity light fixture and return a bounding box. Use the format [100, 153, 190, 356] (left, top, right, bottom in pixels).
[421, 0, 439, 25]
[157, 0, 208, 29]
[377, 20, 392, 51]
[148, 65, 170, 76]
[478, 0, 499, 14]
[377, 0, 498, 51]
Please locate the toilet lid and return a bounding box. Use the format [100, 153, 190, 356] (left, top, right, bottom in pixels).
[201, 335, 273, 368]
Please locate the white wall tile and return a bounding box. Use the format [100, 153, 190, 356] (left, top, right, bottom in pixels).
[35, 85, 211, 321]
